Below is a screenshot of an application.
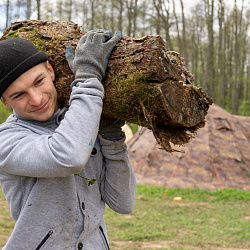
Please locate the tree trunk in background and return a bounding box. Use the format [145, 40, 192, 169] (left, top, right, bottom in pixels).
[241, 20, 249, 105]
[204, 0, 215, 97]
[26, 0, 32, 19]
[110, 0, 114, 32]
[180, 0, 188, 67]
[126, 0, 132, 36]
[132, 0, 138, 37]
[126, 0, 138, 37]
[118, 0, 123, 33]
[161, 0, 173, 51]
[81, 2, 88, 31]
[172, 0, 182, 52]
[36, 0, 41, 20]
[232, 0, 240, 114]
[152, 0, 161, 35]
[90, 0, 95, 30]
[218, 0, 225, 108]
[57, 0, 63, 21]
[189, 4, 204, 88]
[67, 0, 73, 21]
[153, 0, 173, 51]
[5, 0, 10, 29]
[238, 0, 245, 111]
[101, 2, 107, 29]
[226, 22, 234, 109]
[1, 20, 213, 152]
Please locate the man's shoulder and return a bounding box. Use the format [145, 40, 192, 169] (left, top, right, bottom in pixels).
[3, 113, 16, 123]
[0, 114, 49, 135]
[0, 114, 17, 128]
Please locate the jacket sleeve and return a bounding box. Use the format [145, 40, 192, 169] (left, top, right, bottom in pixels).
[98, 135, 136, 214]
[0, 79, 104, 178]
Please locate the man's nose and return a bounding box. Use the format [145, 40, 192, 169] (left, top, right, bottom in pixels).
[28, 89, 43, 105]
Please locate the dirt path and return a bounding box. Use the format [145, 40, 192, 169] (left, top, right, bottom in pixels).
[110, 240, 249, 250]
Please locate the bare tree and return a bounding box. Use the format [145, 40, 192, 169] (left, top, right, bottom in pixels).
[180, 0, 188, 67]
[117, 0, 123, 32]
[152, 0, 173, 50]
[126, 0, 138, 37]
[110, 0, 114, 31]
[241, 6, 250, 107]
[189, 3, 206, 88]
[231, 0, 245, 114]
[132, 0, 138, 37]
[67, 0, 73, 21]
[5, 0, 10, 29]
[218, 0, 225, 108]
[204, 0, 215, 96]
[90, 0, 95, 30]
[36, 0, 41, 20]
[26, 0, 31, 19]
[231, 0, 239, 114]
[138, 0, 147, 37]
[126, 0, 133, 36]
[172, 0, 182, 51]
[56, 0, 63, 21]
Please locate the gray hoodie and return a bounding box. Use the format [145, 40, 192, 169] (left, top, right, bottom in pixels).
[0, 78, 136, 249]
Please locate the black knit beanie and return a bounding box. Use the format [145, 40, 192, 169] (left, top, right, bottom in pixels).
[0, 37, 48, 97]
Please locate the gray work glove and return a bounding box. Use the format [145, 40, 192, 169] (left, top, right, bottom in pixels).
[99, 119, 124, 141]
[66, 29, 122, 88]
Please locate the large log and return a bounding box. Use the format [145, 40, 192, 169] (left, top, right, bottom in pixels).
[1, 20, 213, 152]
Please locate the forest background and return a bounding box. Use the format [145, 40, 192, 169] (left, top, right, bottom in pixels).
[0, 0, 250, 116]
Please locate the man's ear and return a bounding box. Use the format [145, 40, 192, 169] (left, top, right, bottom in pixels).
[47, 61, 55, 81]
[1, 97, 12, 109]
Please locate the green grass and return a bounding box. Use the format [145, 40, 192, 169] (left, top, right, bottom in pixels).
[128, 123, 139, 134]
[105, 185, 250, 249]
[0, 185, 249, 249]
[0, 187, 15, 248]
[0, 102, 12, 124]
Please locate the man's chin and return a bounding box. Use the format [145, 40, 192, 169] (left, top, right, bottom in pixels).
[34, 112, 54, 121]
[23, 109, 54, 121]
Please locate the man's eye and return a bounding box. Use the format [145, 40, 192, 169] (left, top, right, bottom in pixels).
[14, 93, 23, 99]
[36, 78, 44, 85]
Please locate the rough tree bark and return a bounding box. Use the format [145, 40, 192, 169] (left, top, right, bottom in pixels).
[0, 20, 213, 152]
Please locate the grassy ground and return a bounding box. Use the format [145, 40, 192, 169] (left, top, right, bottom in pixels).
[106, 186, 250, 250]
[0, 186, 15, 247]
[0, 185, 249, 249]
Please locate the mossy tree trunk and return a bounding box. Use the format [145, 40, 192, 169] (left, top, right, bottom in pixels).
[1, 20, 213, 152]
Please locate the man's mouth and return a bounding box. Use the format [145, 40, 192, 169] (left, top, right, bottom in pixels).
[31, 100, 49, 113]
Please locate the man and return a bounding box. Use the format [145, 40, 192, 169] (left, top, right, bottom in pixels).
[0, 30, 136, 249]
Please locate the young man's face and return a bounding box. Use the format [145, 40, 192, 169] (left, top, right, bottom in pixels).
[1, 61, 58, 121]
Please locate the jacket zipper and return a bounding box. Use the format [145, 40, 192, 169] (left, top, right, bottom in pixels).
[99, 226, 110, 250]
[35, 230, 53, 250]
